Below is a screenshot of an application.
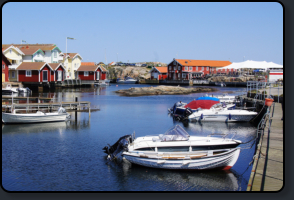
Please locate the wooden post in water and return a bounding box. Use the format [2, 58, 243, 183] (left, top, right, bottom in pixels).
[89, 102, 91, 118]
[75, 97, 78, 122]
[11, 95, 14, 113]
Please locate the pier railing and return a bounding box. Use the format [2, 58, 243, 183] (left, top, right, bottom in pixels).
[247, 81, 283, 103]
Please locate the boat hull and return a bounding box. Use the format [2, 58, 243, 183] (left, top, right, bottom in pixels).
[2, 112, 68, 124]
[189, 114, 256, 122]
[123, 148, 240, 170]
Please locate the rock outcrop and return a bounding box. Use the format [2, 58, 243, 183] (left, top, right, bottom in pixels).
[209, 75, 263, 82]
[108, 66, 151, 80]
[115, 85, 218, 96]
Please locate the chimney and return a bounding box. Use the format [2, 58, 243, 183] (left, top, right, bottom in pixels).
[26, 46, 29, 49]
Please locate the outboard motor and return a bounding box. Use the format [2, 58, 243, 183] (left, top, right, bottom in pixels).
[184, 107, 193, 117]
[175, 107, 193, 121]
[103, 135, 132, 161]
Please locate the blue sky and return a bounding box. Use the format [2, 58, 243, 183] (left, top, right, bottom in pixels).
[2, 2, 283, 64]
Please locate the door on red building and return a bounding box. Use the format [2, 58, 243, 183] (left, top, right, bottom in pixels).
[43, 71, 48, 82]
[58, 71, 62, 81]
[96, 71, 100, 80]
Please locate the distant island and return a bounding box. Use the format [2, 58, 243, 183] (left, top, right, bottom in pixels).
[114, 85, 218, 96]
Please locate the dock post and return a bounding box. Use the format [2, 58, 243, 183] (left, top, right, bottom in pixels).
[38, 86, 43, 93]
[11, 95, 14, 113]
[189, 80, 193, 86]
[89, 102, 91, 117]
[75, 97, 78, 122]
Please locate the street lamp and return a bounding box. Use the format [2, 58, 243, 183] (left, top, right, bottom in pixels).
[66, 37, 76, 79]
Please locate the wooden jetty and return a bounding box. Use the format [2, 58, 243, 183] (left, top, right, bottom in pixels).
[247, 102, 283, 191]
[2, 96, 52, 102]
[2, 95, 98, 118]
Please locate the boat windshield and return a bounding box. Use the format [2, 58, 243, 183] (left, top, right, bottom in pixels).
[160, 125, 190, 141]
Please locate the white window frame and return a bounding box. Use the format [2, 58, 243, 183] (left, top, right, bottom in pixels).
[207, 67, 209, 71]
[26, 70, 32, 77]
[54, 51, 57, 58]
[182, 73, 186, 78]
[185, 67, 188, 71]
[84, 71, 89, 76]
[202, 67, 204, 70]
[11, 71, 15, 78]
[196, 66, 198, 71]
[189, 66, 192, 71]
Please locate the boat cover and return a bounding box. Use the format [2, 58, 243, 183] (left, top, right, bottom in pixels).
[184, 96, 220, 109]
[160, 125, 189, 141]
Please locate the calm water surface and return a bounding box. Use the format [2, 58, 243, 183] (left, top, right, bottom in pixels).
[2, 84, 257, 191]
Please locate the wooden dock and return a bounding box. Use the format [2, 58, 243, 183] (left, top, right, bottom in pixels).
[2, 101, 95, 117]
[2, 96, 52, 101]
[247, 102, 283, 191]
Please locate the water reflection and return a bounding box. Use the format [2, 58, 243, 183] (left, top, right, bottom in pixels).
[2, 118, 90, 134]
[106, 159, 242, 191]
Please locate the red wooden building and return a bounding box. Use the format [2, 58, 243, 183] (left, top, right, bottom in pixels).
[150, 66, 168, 80]
[16, 62, 54, 83]
[2, 51, 11, 82]
[49, 63, 66, 82]
[76, 62, 107, 81]
[167, 59, 232, 80]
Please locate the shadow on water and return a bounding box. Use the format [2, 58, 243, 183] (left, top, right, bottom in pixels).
[104, 156, 245, 191]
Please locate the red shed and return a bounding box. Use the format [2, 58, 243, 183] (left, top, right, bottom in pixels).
[16, 62, 53, 83]
[49, 63, 66, 81]
[2, 51, 11, 82]
[149, 66, 168, 80]
[76, 62, 108, 81]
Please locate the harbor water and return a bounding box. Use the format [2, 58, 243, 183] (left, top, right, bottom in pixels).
[2, 84, 257, 191]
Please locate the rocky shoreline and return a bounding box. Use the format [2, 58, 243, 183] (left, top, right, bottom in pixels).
[115, 85, 218, 96]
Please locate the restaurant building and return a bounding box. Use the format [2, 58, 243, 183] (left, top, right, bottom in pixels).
[167, 59, 232, 80]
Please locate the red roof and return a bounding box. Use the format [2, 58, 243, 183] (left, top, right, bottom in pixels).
[154, 66, 168, 73]
[175, 59, 232, 68]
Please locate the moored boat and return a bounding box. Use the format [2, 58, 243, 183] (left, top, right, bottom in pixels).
[2, 85, 18, 94]
[2, 107, 70, 124]
[188, 103, 257, 122]
[117, 76, 137, 84]
[103, 125, 241, 170]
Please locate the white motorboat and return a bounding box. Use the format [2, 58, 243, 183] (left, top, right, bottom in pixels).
[2, 85, 18, 93]
[2, 107, 70, 124]
[208, 94, 239, 104]
[103, 125, 241, 170]
[117, 76, 137, 84]
[168, 97, 235, 118]
[97, 80, 109, 86]
[188, 103, 258, 122]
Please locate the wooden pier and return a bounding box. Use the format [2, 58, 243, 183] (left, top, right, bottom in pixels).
[2, 96, 96, 117]
[247, 102, 283, 191]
